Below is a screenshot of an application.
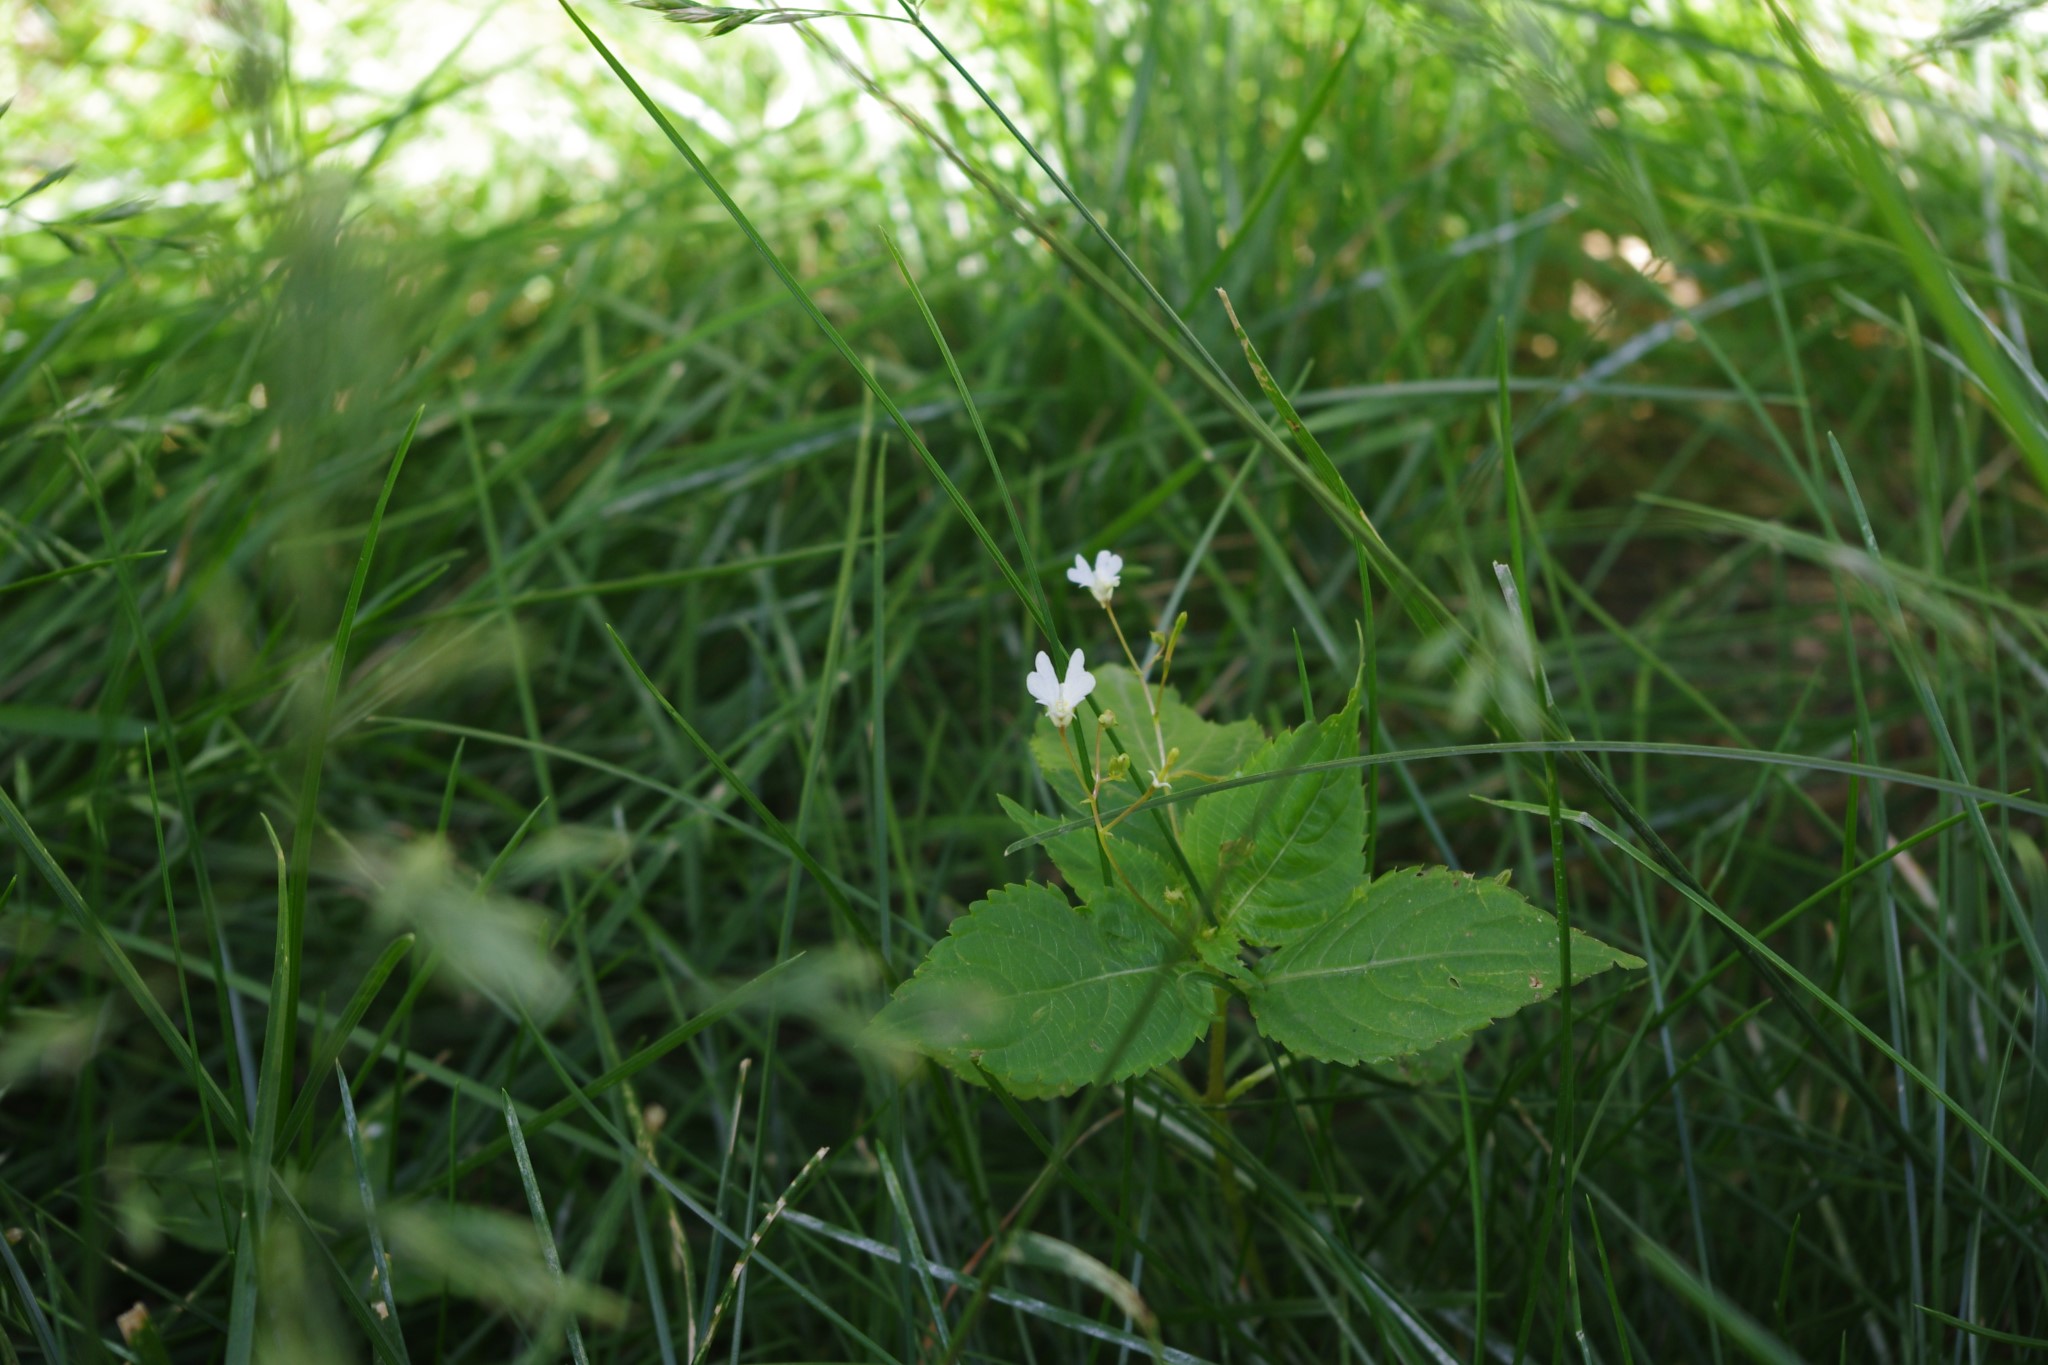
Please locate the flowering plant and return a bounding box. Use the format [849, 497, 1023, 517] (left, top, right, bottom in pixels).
[1023, 649, 1095, 731]
[873, 551, 1642, 1097]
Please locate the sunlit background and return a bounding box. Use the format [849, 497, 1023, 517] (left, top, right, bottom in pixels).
[11, 0, 2048, 230]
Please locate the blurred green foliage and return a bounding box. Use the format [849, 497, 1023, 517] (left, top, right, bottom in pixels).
[3, 0, 2048, 1361]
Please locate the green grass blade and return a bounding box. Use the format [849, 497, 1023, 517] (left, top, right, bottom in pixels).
[559, 0, 1056, 648]
[281, 409, 419, 1099]
[1188, 21, 1363, 302]
[1912, 1304, 2048, 1351]
[273, 934, 415, 1153]
[1633, 1236, 1810, 1365]
[1767, 0, 2048, 497]
[0, 550, 166, 599]
[225, 815, 296, 1365]
[336, 1063, 411, 1364]
[0, 784, 246, 1136]
[503, 1090, 592, 1365]
[0, 1224, 65, 1365]
[880, 233, 1052, 634]
[1552, 801, 2048, 1205]
[452, 954, 802, 1181]
[602, 623, 880, 961]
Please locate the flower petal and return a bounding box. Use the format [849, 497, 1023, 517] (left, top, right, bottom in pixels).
[1025, 651, 1058, 706]
[1095, 550, 1123, 580]
[1062, 648, 1096, 702]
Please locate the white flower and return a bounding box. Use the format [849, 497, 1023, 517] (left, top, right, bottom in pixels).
[1066, 549, 1123, 606]
[1025, 648, 1096, 729]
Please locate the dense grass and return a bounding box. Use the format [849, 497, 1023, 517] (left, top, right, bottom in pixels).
[5, 1, 2048, 1361]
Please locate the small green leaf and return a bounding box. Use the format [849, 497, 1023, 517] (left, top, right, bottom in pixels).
[1182, 683, 1363, 944]
[872, 882, 1211, 1097]
[1192, 926, 1252, 983]
[1030, 664, 1262, 798]
[999, 795, 1189, 929]
[1100, 664, 1265, 783]
[1248, 867, 1644, 1065]
[1027, 663, 1264, 868]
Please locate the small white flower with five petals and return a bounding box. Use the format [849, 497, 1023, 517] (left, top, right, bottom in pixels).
[1066, 549, 1123, 606]
[1025, 649, 1096, 730]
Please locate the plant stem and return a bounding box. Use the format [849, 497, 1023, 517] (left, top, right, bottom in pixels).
[1205, 990, 1230, 1106]
[1104, 602, 1170, 772]
[1059, 724, 1182, 941]
[1204, 987, 1259, 1288]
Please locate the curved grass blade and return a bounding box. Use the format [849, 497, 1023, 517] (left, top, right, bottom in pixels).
[762, 22, 1450, 639]
[513, 1021, 906, 1363]
[0, 784, 245, 1135]
[1633, 1236, 1809, 1365]
[559, 0, 1055, 649]
[67, 437, 254, 1121]
[601, 625, 881, 963]
[1767, 0, 2048, 497]
[1004, 738, 2048, 851]
[880, 232, 1053, 635]
[266, 1171, 411, 1365]
[225, 816, 297, 1365]
[336, 1065, 409, 1363]
[0, 550, 166, 599]
[368, 717, 880, 910]
[1547, 800, 2048, 1205]
[1187, 21, 1363, 302]
[503, 1092, 592, 1365]
[275, 934, 416, 1153]
[0, 1223, 64, 1365]
[451, 953, 800, 1180]
[1913, 1304, 2048, 1352]
[1125, 1087, 1461, 1365]
[282, 409, 419, 1096]
[694, 1146, 830, 1365]
[876, 1145, 949, 1355]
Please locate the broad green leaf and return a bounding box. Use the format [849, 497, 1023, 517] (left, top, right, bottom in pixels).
[1000, 795, 1192, 933]
[872, 882, 1212, 1097]
[1248, 867, 1644, 1065]
[1182, 684, 1363, 945]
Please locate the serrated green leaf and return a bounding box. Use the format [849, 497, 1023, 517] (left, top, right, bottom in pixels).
[871, 882, 1211, 1097]
[1248, 867, 1644, 1065]
[1182, 684, 1363, 944]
